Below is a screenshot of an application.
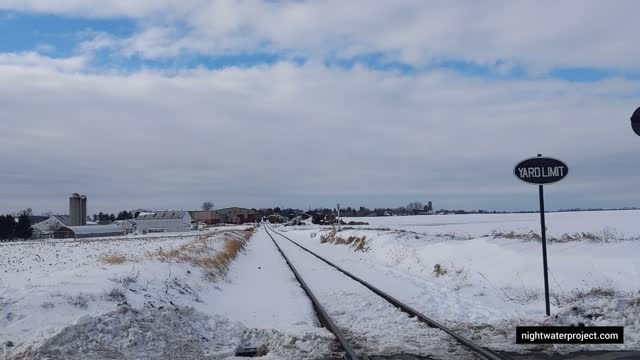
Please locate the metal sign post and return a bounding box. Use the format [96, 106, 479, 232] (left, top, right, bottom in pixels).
[514, 154, 569, 316]
[537, 177, 550, 316]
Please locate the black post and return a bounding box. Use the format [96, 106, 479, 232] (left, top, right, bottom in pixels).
[538, 154, 551, 316]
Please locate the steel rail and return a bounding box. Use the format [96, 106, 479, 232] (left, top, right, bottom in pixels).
[264, 226, 368, 360]
[267, 225, 512, 360]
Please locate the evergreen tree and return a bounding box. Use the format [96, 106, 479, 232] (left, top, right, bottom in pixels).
[117, 211, 134, 220]
[0, 215, 16, 239]
[14, 213, 32, 239]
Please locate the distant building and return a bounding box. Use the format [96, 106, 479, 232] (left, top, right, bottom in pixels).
[114, 219, 136, 234]
[214, 207, 256, 224]
[189, 211, 221, 225]
[190, 208, 256, 225]
[131, 209, 166, 218]
[267, 214, 289, 224]
[135, 211, 192, 233]
[54, 225, 124, 239]
[32, 215, 72, 239]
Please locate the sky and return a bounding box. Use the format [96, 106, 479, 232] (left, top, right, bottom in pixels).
[1, 1, 640, 215]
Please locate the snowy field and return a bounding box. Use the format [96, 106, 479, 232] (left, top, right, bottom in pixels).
[274, 210, 640, 354]
[0, 227, 337, 360]
[2, 211, 639, 359]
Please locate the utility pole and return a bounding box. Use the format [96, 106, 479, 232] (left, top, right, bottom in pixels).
[337, 203, 341, 231]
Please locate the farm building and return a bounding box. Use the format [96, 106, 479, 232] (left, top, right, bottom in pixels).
[114, 219, 136, 234]
[135, 211, 192, 233]
[189, 211, 221, 225]
[32, 215, 72, 239]
[189, 208, 256, 225]
[53, 225, 124, 239]
[214, 207, 256, 224]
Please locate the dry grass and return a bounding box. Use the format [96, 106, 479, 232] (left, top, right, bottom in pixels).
[488, 228, 632, 243]
[150, 229, 253, 280]
[433, 264, 448, 277]
[550, 287, 623, 308]
[571, 287, 617, 299]
[104, 287, 127, 302]
[100, 254, 127, 265]
[110, 270, 140, 287]
[49, 292, 96, 309]
[319, 229, 369, 252]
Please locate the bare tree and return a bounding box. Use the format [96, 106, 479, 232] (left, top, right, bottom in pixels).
[201, 201, 214, 211]
[406, 202, 423, 211]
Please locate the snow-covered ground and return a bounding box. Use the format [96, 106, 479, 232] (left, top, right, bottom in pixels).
[271, 229, 478, 359]
[274, 210, 640, 354]
[0, 227, 336, 360]
[2, 211, 638, 359]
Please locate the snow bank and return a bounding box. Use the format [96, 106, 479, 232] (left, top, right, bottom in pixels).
[6, 304, 335, 360]
[275, 211, 640, 353]
[1, 227, 339, 360]
[0, 230, 248, 357]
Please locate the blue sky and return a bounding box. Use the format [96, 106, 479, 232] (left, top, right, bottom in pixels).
[0, 2, 639, 214]
[1, 8, 637, 81]
[0, 11, 135, 56]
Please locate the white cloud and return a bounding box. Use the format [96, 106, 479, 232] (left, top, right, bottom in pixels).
[0, 60, 638, 213]
[0, 0, 201, 18]
[2, 0, 639, 70]
[0, 52, 87, 71]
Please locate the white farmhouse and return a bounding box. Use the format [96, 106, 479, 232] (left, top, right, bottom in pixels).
[134, 211, 191, 233]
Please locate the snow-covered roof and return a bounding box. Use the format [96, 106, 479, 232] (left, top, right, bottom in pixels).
[215, 207, 255, 213]
[136, 212, 156, 217]
[136, 211, 189, 220]
[52, 215, 72, 226]
[114, 220, 136, 228]
[114, 219, 136, 225]
[32, 215, 70, 232]
[62, 225, 124, 236]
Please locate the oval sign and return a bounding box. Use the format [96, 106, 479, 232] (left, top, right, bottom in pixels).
[514, 157, 569, 185]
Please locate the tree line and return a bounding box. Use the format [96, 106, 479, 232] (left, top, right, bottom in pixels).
[255, 201, 436, 220]
[0, 212, 32, 240]
[91, 211, 134, 222]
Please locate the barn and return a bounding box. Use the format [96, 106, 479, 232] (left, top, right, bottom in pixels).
[135, 211, 192, 233]
[53, 225, 125, 239]
[32, 215, 72, 239]
[189, 211, 221, 225]
[214, 207, 256, 224]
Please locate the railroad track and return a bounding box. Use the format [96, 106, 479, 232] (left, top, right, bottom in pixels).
[264, 225, 512, 360]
